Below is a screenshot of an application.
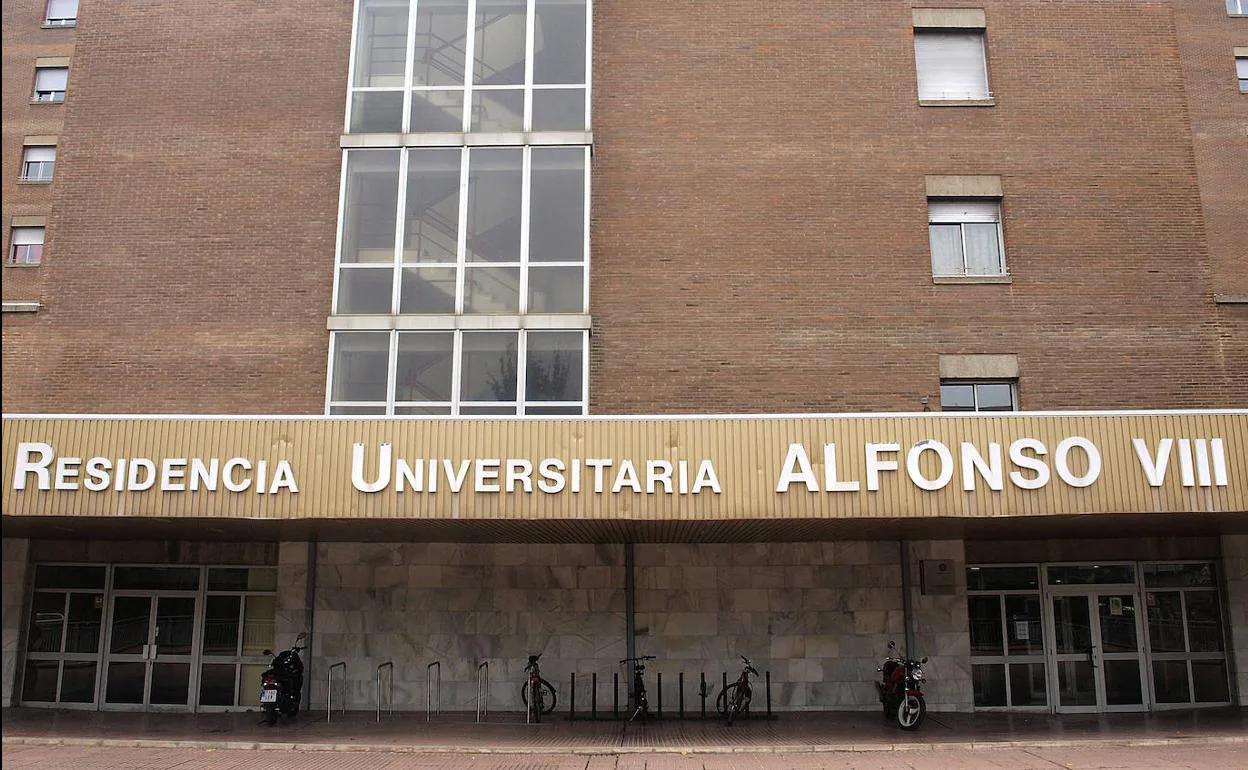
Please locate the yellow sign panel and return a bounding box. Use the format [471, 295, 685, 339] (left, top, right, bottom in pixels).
[2, 413, 1245, 521]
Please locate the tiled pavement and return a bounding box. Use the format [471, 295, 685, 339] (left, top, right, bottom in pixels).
[3, 707, 1247, 755]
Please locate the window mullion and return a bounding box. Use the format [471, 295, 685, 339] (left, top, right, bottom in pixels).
[393, 149, 410, 314]
[959, 222, 971, 275]
[451, 330, 464, 414]
[455, 147, 470, 313]
[1180, 590, 1194, 703]
[516, 330, 527, 415]
[581, 146, 591, 313]
[345, 0, 363, 131]
[386, 331, 399, 415]
[331, 153, 350, 316]
[580, 329, 589, 413]
[584, 0, 593, 128]
[523, 0, 536, 131]
[997, 594, 1012, 705]
[463, 0, 479, 132]
[403, 0, 420, 133]
[519, 147, 532, 313]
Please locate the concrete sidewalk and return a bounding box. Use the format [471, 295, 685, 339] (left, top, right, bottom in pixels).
[3, 707, 1247, 754]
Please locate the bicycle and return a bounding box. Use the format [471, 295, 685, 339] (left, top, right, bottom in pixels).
[716, 655, 758, 726]
[619, 655, 656, 722]
[519, 654, 556, 723]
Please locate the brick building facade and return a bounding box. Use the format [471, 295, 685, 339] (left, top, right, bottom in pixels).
[3, 0, 1246, 719]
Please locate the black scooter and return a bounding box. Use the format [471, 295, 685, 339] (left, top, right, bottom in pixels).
[259, 632, 307, 725]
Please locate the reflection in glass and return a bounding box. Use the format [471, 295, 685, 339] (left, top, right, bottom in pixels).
[396, 332, 454, 402]
[106, 662, 146, 704]
[939, 383, 975, 411]
[968, 596, 1003, 656]
[410, 90, 464, 132]
[202, 595, 241, 656]
[1047, 564, 1136, 586]
[1056, 660, 1097, 707]
[28, 592, 65, 653]
[1152, 660, 1189, 703]
[533, 0, 586, 83]
[243, 596, 276, 656]
[532, 88, 585, 130]
[972, 663, 1005, 707]
[351, 91, 404, 133]
[1103, 659, 1143, 706]
[1191, 660, 1229, 703]
[65, 593, 102, 654]
[529, 148, 585, 263]
[460, 332, 517, 401]
[474, 0, 526, 85]
[337, 266, 395, 314]
[331, 332, 390, 403]
[240, 664, 267, 707]
[113, 567, 200, 591]
[1051, 596, 1091, 655]
[400, 267, 457, 314]
[156, 597, 196, 656]
[414, 0, 470, 86]
[525, 405, 582, 415]
[1144, 563, 1215, 588]
[1008, 662, 1046, 706]
[466, 149, 522, 263]
[526, 332, 583, 401]
[1147, 591, 1186, 653]
[34, 565, 106, 590]
[340, 150, 400, 265]
[354, 0, 409, 87]
[199, 663, 237, 706]
[929, 225, 963, 276]
[1184, 592, 1224, 652]
[963, 223, 1002, 274]
[966, 566, 1039, 591]
[464, 266, 521, 313]
[207, 568, 277, 592]
[976, 383, 1014, 411]
[1098, 594, 1137, 653]
[60, 661, 97, 703]
[22, 660, 58, 702]
[471, 89, 524, 132]
[149, 662, 191, 705]
[405, 149, 461, 263]
[527, 266, 583, 313]
[1005, 595, 1044, 655]
[110, 596, 151, 655]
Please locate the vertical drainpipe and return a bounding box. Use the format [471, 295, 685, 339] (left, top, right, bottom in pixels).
[303, 538, 318, 712]
[900, 539, 915, 657]
[624, 542, 636, 699]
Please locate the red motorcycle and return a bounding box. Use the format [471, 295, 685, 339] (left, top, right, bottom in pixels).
[875, 640, 928, 730]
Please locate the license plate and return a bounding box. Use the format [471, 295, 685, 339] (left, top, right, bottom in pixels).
[261, 689, 278, 703]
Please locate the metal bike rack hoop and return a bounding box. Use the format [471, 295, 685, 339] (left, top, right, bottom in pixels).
[327, 661, 346, 723]
[375, 661, 393, 723]
[426, 661, 442, 722]
[475, 660, 489, 723]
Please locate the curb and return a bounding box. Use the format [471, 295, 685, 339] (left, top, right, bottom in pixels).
[5, 734, 1246, 755]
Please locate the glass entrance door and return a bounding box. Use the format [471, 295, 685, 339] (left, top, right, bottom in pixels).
[102, 594, 198, 710]
[1049, 592, 1148, 712]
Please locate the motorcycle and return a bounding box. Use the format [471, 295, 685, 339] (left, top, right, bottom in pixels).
[259, 631, 307, 725]
[875, 640, 928, 730]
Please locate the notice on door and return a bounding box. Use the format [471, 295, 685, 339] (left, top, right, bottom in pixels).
[1014, 620, 1029, 640]
[1109, 597, 1123, 616]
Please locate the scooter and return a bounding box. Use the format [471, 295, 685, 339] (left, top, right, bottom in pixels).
[875, 640, 928, 730]
[259, 632, 307, 725]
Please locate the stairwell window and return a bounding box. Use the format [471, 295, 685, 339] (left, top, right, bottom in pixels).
[914, 30, 991, 103]
[335, 146, 588, 315]
[20, 146, 56, 182]
[929, 200, 1006, 277]
[327, 329, 586, 415]
[348, 0, 589, 133]
[33, 67, 68, 102]
[8, 227, 45, 267]
[940, 381, 1017, 412]
[44, 0, 78, 25]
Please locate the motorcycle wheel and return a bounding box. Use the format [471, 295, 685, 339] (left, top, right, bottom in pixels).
[895, 694, 926, 731]
[262, 704, 279, 726]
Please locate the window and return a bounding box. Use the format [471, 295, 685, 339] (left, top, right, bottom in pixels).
[1229, 0, 1247, 16]
[33, 67, 68, 102]
[44, 0, 78, 25]
[940, 381, 1017, 412]
[335, 146, 588, 315]
[929, 200, 1005, 277]
[967, 566, 1047, 709]
[328, 329, 586, 415]
[348, 0, 590, 133]
[914, 31, 990, 101]
[20, 146, 56, 181]
[8, 227, 45, 266]
[1238, 56, 1247, 93]
[1144, 563, 1231, 705]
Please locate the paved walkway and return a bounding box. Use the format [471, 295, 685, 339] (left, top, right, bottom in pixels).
[3, 707, 1247, 754]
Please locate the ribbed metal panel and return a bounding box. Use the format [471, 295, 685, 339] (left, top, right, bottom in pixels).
[3, 413, 1245, 522]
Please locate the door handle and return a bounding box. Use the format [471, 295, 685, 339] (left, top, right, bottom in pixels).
[1086, 647, 1098, 668]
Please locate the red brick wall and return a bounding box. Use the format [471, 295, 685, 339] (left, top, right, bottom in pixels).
[2, 0, 1244, 415]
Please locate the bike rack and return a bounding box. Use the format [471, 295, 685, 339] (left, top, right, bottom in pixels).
[375, 661, 393, 723]
[326, 660, 346, 722]
[425, 661, 441, 722]
[475, 660, 489, 723]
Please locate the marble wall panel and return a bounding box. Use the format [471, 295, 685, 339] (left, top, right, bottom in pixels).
[1, 539, 30, 707]
[1222, 534, 1248, 706]
[908, 539, 972, 711]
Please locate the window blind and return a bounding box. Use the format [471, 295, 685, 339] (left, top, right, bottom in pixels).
[24, 147, 56, 163]
[914, 32, 989, 100]
[1236, 57, 1248, 79]
[929, 200, 1000, 223]
[12, 227, 45, 245]
[35, 68, 68, 91]
[46, 0, 78, 20]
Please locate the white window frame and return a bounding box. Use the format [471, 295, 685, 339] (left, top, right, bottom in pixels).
[20, 146, 56, 182]
[939, 380, 1018, 412]
[968, 564, 1049, 711]
[928, 199, 1006, 277]
[914, 29, 991, 102]
[8, 227, 45, 266]
[325, 328, 589, 416]
[332, 145, 591, 316]
[44, 0, 78, 25]
[33, 67, 68, 102]
[345, 0, 593, 134]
